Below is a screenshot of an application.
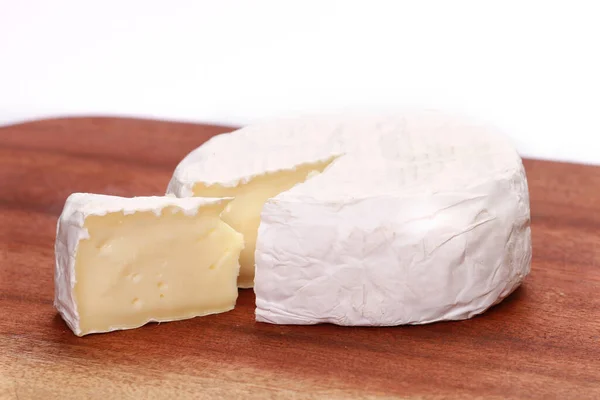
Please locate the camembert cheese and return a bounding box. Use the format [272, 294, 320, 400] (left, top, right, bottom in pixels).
[54, 193, 243, 336]
[168, 111, 532, 326]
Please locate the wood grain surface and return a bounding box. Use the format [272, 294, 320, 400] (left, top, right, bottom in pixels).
[1, 117, 599, 400]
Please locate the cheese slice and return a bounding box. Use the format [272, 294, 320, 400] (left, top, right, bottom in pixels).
[167, 111, 532, 326]
[54, 193, 244, 336]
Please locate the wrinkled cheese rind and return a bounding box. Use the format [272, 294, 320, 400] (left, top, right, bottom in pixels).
[54, 193, 234, 335]
[255, 173, 531, 325]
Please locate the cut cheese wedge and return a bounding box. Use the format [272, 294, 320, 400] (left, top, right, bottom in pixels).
[54, 193, 244, 336]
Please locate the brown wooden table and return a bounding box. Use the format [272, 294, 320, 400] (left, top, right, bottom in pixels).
[1, 117, 599, 399]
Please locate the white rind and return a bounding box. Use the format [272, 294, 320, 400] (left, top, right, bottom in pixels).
[166, 110, 532, 326]
[53, 193, 231, 335]
[255, 172, 531, 325]
[167, 111, 515, 198]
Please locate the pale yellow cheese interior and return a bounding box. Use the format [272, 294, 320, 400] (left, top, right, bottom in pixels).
[192, 159, 333, 288]
[74, 204, 243, 336]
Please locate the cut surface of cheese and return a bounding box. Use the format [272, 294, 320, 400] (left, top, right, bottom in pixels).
[54, 194, 243, 336]
[168, 111, 532, 326]
[190, 159, 333, 287]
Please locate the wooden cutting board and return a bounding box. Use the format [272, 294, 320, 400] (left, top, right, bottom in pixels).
[1, 117, 599, 400]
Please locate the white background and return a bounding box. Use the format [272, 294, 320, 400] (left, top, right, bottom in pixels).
[1, 0, 599, 164]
